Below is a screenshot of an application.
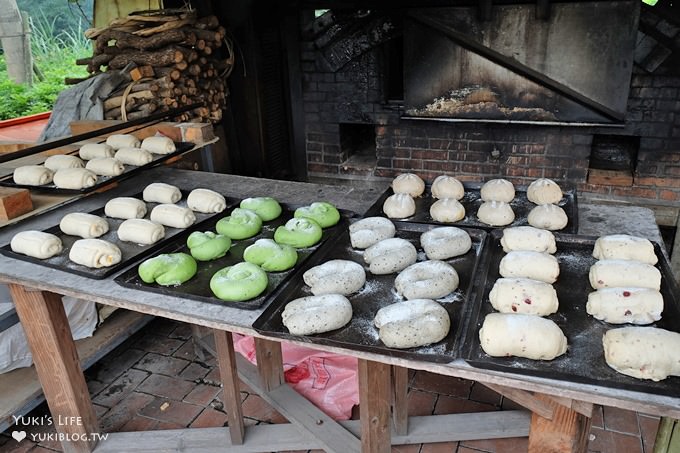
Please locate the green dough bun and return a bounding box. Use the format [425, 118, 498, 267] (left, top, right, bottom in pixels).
[243, 238, 298, 272]
[240, 197, 282, 221]
[274, 218, 323, 248]
[294, 202, 340, 228]
[210, 262, 268, 301]
[215, 208, 263, 240]
[138, 253, 197, 286]
[187, 231, 231, 261]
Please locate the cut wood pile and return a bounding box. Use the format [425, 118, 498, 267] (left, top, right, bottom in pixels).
[73, 10, 234, 123]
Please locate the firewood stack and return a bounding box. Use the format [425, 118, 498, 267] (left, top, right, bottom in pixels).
[75, 10, 233, 123]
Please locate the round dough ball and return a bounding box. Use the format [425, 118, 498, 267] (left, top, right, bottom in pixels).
[216, 208, 263, 240]
[479, 312, 567, 360]
[13, 165, 53, 186]
[431, 175, 465, 200]
[69, 238, 121, 268]
[395, 260, 459, 300]
[106, 134, 140, 150]
[138, 253, 197, 286]
[243, 238, 298, 272]
[53, 168, 98, 189]
[274, 218, 323, 248]
[143, 183, 182, 204]
[527, 178, 563, 204]
[115, 147, 154, 166]
[78, 143, 114, 160]
[489, 277, 559, 316]
[363, 238, 417, 275]
[499, 251, 560, 284]
[501, 226, 556, 254]
[589, 259, 661, 290]
[480, 179, 515, 202]
[150, 204, 196, 229]
[60, 212, 109, 238]
[294, 202, 340, 228]
[603, 327, 680, 381]
[528, 204, 568, 231]
[210, 262, 268, 301]
[105, 197, 147, 219]
[282, 294, 353, 335]
[430, 198, 465, 223]
[10, 231, 62, 259]
[240, 197, 282, 221]
[592, 234, 657, 265]
[392, 173, 425, 197]
[303, 259, 366, 295]
[586, 287, 663, 325]
[117, 219, 165, 245]
[187, 231, 232, 261]
[349, 217, 396, 249]
[383, 193, 415, 219]
[44, 155, 84, 171]
[374, 299, 450, 349]
[187, 188, 227, 214]
[477, 201, 514, 226]
[420, 227, 472, 260]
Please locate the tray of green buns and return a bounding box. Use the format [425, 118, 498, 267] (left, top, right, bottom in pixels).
[114, 199, 355, 310]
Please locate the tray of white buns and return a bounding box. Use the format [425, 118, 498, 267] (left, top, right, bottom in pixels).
[462, 228, 680, 397]
[253, 219, 490, 363]
[115, 199, 355, 310]
[364, 173, 578, 233]
[0, 183, 237, 279]
[0, 134, 194, 194]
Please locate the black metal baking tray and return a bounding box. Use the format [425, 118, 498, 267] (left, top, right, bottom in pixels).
[0, 191, 238, 279]
[0, 141, 194, 194]
[364, 182, 578, 234]
[253, 222, 490, 364]
[114, 205, 355, 310]
[463, 230, 680, 397]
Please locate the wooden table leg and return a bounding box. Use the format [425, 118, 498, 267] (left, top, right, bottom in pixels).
[254, 338, 284, 392]
[391, 365, 409, 436]
[358, 359, 391, 453]
[213, 329, 245, 445]
[9, 285, 99, 453]
[527, 392, 592, 453]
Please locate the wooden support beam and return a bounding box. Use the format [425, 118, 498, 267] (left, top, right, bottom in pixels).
[527, 393, 592, 453]
[213, 330, 244, 445]
[391, 366, 409, 436]
[359, 359, 392, 453]
[254, 338, 284, 392]
[484, 383, 554, 420]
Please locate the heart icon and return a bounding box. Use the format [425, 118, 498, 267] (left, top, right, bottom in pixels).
[12, 431, 26, 442]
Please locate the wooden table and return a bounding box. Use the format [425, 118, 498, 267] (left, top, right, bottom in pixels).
[0, 167, 678, 453]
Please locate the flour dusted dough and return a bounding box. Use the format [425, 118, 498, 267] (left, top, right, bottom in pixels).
[43, 155, 84, 171]
[363, 238, 417, 275]
[477, 201, 514, 226]
[141, 136, 176, 154]
[143, 183, 182, 204]
[489, 278, 559, 316]
[13, 165, 53, 186]
[501, 226, 556, 254]
[53, 168, 98, 189]
[150, 204, 196, 228]
[392, 173, 425, 197]
[10, 231, 62, 259]
[420, 226, 472, 260]
[527, 178, 563, 204]
[527, 204, 568, 231]
[592, 234, 657, 265]
[60, 213, 109, 238]
[430, 198, 465, 223]
[85, 158, 125, 176]
[479, 312, 567, 360]
[480, 179, 515, 202]
[187, 188, 227, 213]
[586, 287, 663, 325]
[303, 259, 366, 296]
[374, 299, 450, 349]
[589, 259, 661, 290]
[105, 197, 147, 219]
[69, 238, 122, 268]
[106, 134, 140, 150]
[117, 219, 165, 245]
[383, 193, 415, 219]
[282, 294, 353, 335]
[349, 217, 396, 249]
[499, 251, 560, 283]
[395, 260, 459, 300]
[79, 143, 115, 160]
[114, 147, 154, 166]
[603, 327, 680, 381]
[431, 175, 464, 200]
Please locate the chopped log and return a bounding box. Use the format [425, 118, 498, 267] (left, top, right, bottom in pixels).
[129, 65, 154, 80]
[95, 28, 195, 53]
[188, 64, 201, 76]
[196, 15, 219, 30]
[103, 90, 155, 110]
[188, 27, 221, 42]
[134, 18, 195, 37]
[64, 74, 99, 85]
[175, 61, 188, 71]
[108, 47, 184, 70]
[155, 67, 181, 80]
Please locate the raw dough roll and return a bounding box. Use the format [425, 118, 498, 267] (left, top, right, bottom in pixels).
[489, 278, 559, 316]
[395, 260, 459, 300]
[586, 287, 663, 325]
[282, 294, 353, 335]
[13, 165, 53, 186]
[374, 299, 450, 349]
[53, 168, 98, 189]
[10, 231, 62, 259]
[117, 219, 165, 245]
[477, 201, 514, 227]
[392, 173, 425, 197]
[187, 231, 231, 261]
[273, 218, 322, 248]
[43, 154, 84, 171]
[303, 259, 366, 296]
[603, 327, 680, 381]
[480, 179, 515, 202]
[243, 238, 298, 271]
[499, 251, 560, 284]
[294, 202, 341, 228]
[589, 259, 661, 290]
[217, 208, 264, 240]
[239, 197, 282, 221]
[430, 198, 465, 223]
[69, 238, 121, 268]
[187, 188, 227, 213]
[78, 143, 115, 160]
[479, 313, 567, 360]
[527, 204, 568, 231]
[104, 197, 147, 219]
[114, 147, 154, 166]
[383, 193, 416, 219]
[143, 182, 182, 204]
[592, 234, 657, 265]
[501, 226, 557, 254]
[431, 175, 464, 200]
[85, 157, 125, 176]
[60, 213, 109, 238]
[141, 136, 176, 154]
[527, 178, 563, 204]
[363, 238, 417, 275]
[210, 262, 268, 301]
[138, 253, 197, 286]
[420, 227, 472, 260]
[150, 204, 196, 229]
[106, 134, 140, 150]
[349, 217, 396, 249]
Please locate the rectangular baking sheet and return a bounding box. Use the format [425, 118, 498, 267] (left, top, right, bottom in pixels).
[253, 222, 490, 363]
[462, 230, 680, 397]
[0, 191, 237, 279]
[114, 205, 355, 310]
[0, 141, 194, 195]
[364, 182, 578, 233]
